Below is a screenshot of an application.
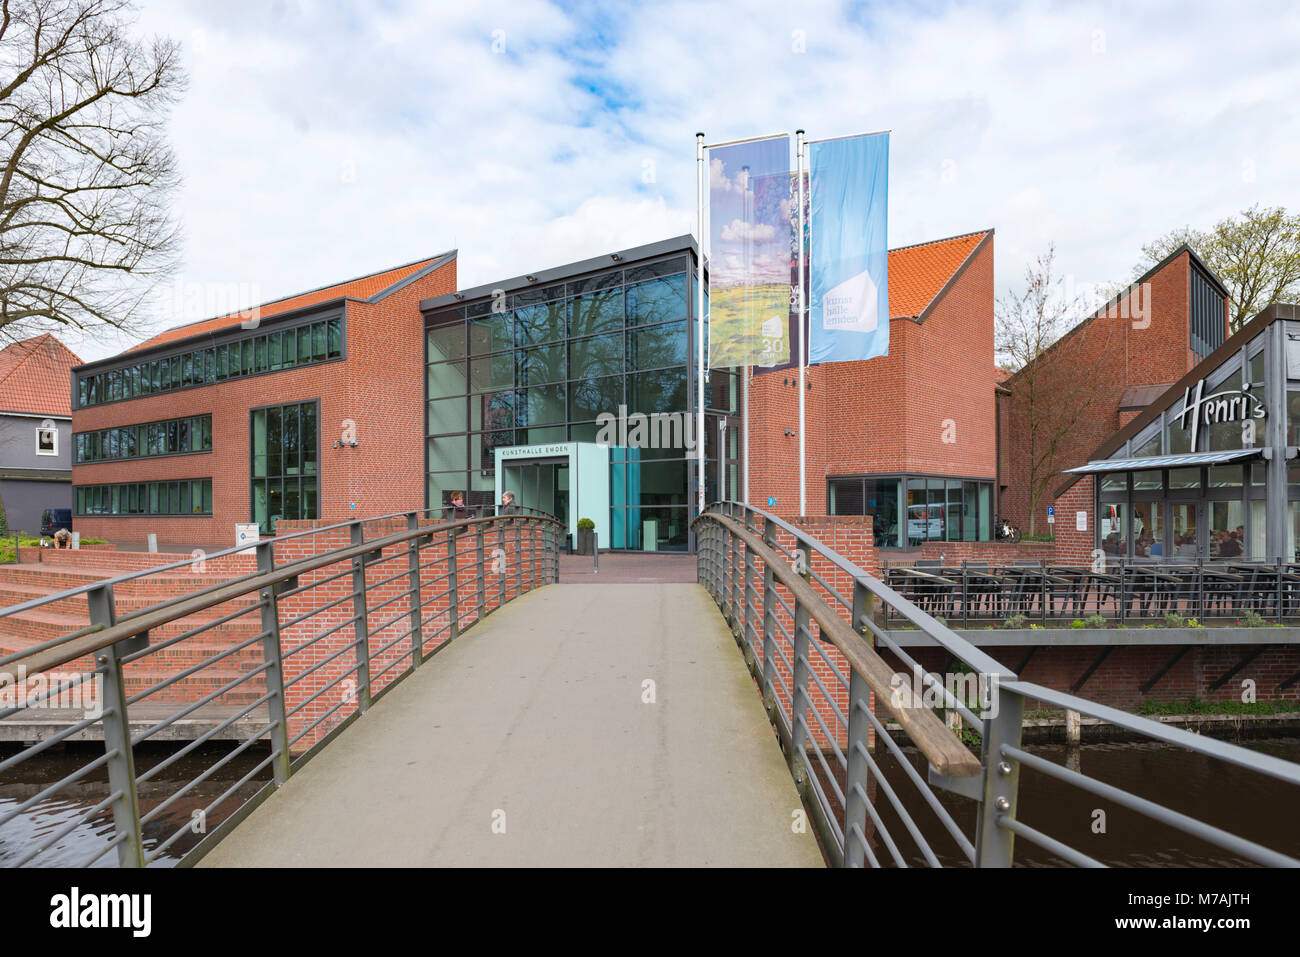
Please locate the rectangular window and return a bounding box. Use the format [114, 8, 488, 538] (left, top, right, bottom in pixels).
[35, 427, 57, 456]
[72, 479, 213, 516]
[74, 415, 212, 463]
[251, 400, 319, 533]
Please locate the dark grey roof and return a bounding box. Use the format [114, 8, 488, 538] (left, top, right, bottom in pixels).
[420, 235, 699, 312]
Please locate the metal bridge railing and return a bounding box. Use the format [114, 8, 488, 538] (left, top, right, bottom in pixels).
[692, 501, 1300, 868]
[0, 505, 563, 867]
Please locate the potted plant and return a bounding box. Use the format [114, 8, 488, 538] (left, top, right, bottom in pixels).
[576, 517, 595, 555]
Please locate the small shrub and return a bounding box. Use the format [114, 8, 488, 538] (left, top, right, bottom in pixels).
[1236, 610, 1269, 628]
[1083, 614, 1108, 629]
[1002, 613, 1030, 630]
[1069, 619, 1085, 629]
[576, 517, 595, 531]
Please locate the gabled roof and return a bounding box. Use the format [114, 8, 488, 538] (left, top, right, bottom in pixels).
[1003, 243, 1224, 389]
[888, 229, 992, 321]
[130, 251, 457, 353]
[0, 334, 82, 417]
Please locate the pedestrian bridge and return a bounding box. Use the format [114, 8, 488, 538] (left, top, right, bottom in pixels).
[1, 504, 1297, 868]
[200, 582, 819, 867]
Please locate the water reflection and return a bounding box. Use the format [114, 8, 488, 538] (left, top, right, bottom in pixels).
[0, 743, 272, 867]
[815, 736, 1300, 867]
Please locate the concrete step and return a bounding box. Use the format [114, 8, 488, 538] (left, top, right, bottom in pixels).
[0, 606, 262, 648]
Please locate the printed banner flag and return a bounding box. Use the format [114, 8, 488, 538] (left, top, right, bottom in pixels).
[707, 136, 792, 367]
[809, 133, 889, 364]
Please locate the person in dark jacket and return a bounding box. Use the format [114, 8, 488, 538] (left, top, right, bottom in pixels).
[447, 491, 472, 521]
[499, 490, 519, 515]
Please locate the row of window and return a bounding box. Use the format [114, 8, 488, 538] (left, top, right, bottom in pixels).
[427, 322, 691, 398]
[75, 415, 213, 463]
[426, 271, 689, 361]
[75, 479, 214, 516]
[77, 318, 343, 408]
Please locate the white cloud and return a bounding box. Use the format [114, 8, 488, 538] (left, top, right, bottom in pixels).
[63, 0, 1300, 360]
[719, 219, 777, 242]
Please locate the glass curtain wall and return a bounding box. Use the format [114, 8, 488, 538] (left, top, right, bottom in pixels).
[424, 253, 714, 550]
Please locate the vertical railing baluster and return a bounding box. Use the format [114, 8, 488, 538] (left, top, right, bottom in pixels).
[405, 513, 424, 667]
[255, 541, 292, 785]
[844, 668, 871, 868]
[515, 518, 523, 599]
[975, 683, 1024, 867]
[476, 525, 487, 619]
[348, 521, 372, 713]
[792, 599, 811, 772]
[448, 527, 460, 640]
[743, 539, 755, 654]
[497, 523, 507, 608]
[89, 584, 145, 868]
[762, 521, 778, 716]
[962, 561, 969, 629]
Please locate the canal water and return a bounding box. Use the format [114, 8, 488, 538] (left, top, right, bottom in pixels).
[0, 743, 272, 867]
[828, 735, 1300, 867]
[1, 736, 1296, 866]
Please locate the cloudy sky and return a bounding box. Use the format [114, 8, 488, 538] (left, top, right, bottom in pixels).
[74, 0, 1300, 360]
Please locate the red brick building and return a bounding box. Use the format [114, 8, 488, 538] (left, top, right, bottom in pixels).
[747, 229, 998, 548]
[70, 253, 456, 546]
[997, 245, 1230, 535]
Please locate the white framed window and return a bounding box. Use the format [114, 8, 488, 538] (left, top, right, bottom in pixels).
[36, 427, 58, 456]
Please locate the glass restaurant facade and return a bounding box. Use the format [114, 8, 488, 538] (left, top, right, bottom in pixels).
[1067, 304, 1300, 562]
[419, 237, 739, 552]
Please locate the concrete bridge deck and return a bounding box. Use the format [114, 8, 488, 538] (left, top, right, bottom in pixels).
[199, 582, 823, 867]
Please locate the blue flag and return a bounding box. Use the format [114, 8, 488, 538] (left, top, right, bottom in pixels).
[809, 133, 889, 364]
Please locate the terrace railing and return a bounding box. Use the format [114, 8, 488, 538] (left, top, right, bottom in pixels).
[0, 506, 563, 867]
[878, 558, 1300, 629]
[693, 502, 1300, 867]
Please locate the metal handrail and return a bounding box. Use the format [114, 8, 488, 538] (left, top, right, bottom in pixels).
[0, 512, 544, 683]
[0, 503, 556, 622]
[692, 500, 1300, 870]
[698, 509, 979, 777]
[0, 508, 564, 867]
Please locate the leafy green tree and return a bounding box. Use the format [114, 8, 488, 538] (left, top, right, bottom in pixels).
[1137, 205, 1300, 333]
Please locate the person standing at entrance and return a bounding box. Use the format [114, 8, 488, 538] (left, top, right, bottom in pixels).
[499, 490, 519, 516]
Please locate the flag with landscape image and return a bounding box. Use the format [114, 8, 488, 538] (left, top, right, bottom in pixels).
[707, 136, 793, 367]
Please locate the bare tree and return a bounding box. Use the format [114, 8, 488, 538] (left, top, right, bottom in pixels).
[0, 0, 184, 341]
[998, 245, 1114, 535]
[1137, 205, 1300, 333]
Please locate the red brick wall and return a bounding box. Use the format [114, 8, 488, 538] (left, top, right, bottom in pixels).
[745, 237, 996, 514]
[999, 252, 1230, 533]
[69, 260, 456, 546]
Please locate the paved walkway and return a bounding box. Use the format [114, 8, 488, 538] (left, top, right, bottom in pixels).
[200, 583, 822, 867]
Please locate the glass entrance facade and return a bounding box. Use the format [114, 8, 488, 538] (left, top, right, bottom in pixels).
[421, 238, 732, 551]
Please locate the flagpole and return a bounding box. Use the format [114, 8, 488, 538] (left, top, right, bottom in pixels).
[696, 132, 706, 517]
[796, 129, 807, 517]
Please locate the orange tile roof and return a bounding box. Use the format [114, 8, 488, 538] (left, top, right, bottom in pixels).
[0, 334, 83, 417]
[888, 230, 989, 319]
[130, 254, 453, 352]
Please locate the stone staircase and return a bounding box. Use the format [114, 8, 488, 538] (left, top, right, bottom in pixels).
[0, 548, 266, 707]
